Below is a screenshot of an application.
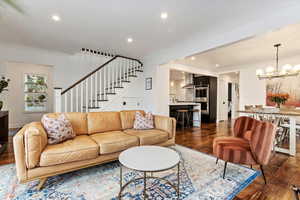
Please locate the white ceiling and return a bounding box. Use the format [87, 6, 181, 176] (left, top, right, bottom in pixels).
[0, 0, 298, 59]
[175, 22, 300, 70]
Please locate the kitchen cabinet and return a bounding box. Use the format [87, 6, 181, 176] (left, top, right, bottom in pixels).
[169, 103, 201, 128]
[193, 76, 217, 123]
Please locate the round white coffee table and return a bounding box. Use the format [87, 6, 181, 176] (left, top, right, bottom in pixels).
[118, 146, 180, 199]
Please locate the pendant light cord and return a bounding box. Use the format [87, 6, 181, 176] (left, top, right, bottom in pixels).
[274, 43, 281, 72]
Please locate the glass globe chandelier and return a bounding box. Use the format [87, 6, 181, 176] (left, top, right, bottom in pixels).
[256, 44, 300, 79]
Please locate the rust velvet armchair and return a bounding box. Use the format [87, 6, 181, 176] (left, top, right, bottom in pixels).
[213, 116, 277, 184]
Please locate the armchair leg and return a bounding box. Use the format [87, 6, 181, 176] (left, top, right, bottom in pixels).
[216, 158, 219, 164]
[37, 178, 47, 191]
[292, 185, 300, 200]
[260, 165, 267, 184]
[223, 161, 227, 179]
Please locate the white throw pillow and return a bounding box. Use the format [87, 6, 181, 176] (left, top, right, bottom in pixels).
[133, 111, 154, 130]
[41, 114, 75, 144]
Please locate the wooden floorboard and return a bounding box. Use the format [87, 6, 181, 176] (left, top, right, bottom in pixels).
[0, 122, 299, 199]
[0, 136, 14, 165]
[176, 121, 300, 200]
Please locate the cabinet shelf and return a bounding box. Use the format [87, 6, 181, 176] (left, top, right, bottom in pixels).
[24, 91, 47, 94]
[24, 74, 48, 112]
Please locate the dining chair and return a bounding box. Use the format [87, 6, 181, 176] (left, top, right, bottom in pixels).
[255, 105, 263, 109]
[213, 116, 277, 184]
[244, 105, 254, 111]
[278, 106, 300, 142]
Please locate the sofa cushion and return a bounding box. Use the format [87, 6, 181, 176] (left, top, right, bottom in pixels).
[87, 112, 122, 134]
[120, 110, 145, 129]
[124, 129, 169, 145]
[24, 122, 48, 169]
[90, 131, 139, 154]
[40, 135, 98, 167]
[44, 113, 88, 135]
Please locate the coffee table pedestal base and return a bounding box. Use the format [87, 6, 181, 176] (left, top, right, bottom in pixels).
[118, 163, 180, 200]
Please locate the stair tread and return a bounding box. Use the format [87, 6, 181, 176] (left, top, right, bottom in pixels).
[100, 92, 116, 95]
[92, 99, 108, 102]
[83, 106, 101, 109]
[59, 59, 143, 112]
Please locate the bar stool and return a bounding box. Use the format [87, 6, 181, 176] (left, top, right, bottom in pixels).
[176, 109, 190, 131]
[190, 109, 201, 127]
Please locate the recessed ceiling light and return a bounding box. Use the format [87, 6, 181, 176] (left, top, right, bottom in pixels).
[161, 12, 168, 19]
[51, 14, 61, 22]
[127, 38, 133, 43]
[191, 57, 195, 61]
[216, 64, 220, 67]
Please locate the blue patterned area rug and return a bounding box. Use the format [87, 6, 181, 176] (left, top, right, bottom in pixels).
[0, 145, 260, 200]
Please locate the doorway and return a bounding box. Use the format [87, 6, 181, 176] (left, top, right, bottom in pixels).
[218, 72, 239, 122]
[228, 82, 232, 120]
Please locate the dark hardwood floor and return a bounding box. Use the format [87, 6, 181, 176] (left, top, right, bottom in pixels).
[0, 122, 299, 199]
[0, 136, 14, 165]
[176, 121, 300, 200]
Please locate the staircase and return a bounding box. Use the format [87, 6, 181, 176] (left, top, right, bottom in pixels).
[54, 55, 143, 112]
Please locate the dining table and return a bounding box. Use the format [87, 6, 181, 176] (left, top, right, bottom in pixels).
[238, 108, 300, 156]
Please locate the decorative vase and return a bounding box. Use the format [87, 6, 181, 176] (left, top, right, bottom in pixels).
[0, 101, 2, 111]
[276, 103, 281, 108]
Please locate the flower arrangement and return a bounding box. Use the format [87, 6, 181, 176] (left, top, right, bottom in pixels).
[268, 93, 289, 108]
[0, 76, 10, 110]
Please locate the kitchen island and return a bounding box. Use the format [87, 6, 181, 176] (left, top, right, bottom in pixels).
[169, 103, 201, 128]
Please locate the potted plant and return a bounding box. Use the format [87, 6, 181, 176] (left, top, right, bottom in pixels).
[34, 99, 40, 104]
[268, 93, 289, 108]
[26, 96, 33, 102]
[36, 77, 47, 87]
[0, 76, 10, 110]
[38, 94, 46, 102]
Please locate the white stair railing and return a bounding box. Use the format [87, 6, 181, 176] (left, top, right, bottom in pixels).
[54, 55, 143, 113]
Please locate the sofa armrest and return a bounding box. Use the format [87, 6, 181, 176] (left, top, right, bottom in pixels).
[154, 115, 176, 139]
[13, 126, 28, 182]
[23, 122, 48, 169]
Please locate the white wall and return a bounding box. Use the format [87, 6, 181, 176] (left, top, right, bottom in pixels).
[218, 55, 300, 110]
[99, 72, 145, 111]
[239, 67, 266, 109]
[144, 63, 218, 116]
[0, 43, 110, 89]
[1, 62, 54, 128]
[0, 42, 144, 127]
[142, 6, 300, 116]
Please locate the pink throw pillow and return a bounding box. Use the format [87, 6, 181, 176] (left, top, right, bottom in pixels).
[41, 114, 75, 144]
[133, 111, 154, 130]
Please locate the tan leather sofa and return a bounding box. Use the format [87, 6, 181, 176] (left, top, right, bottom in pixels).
[13, 110, 176, 189]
